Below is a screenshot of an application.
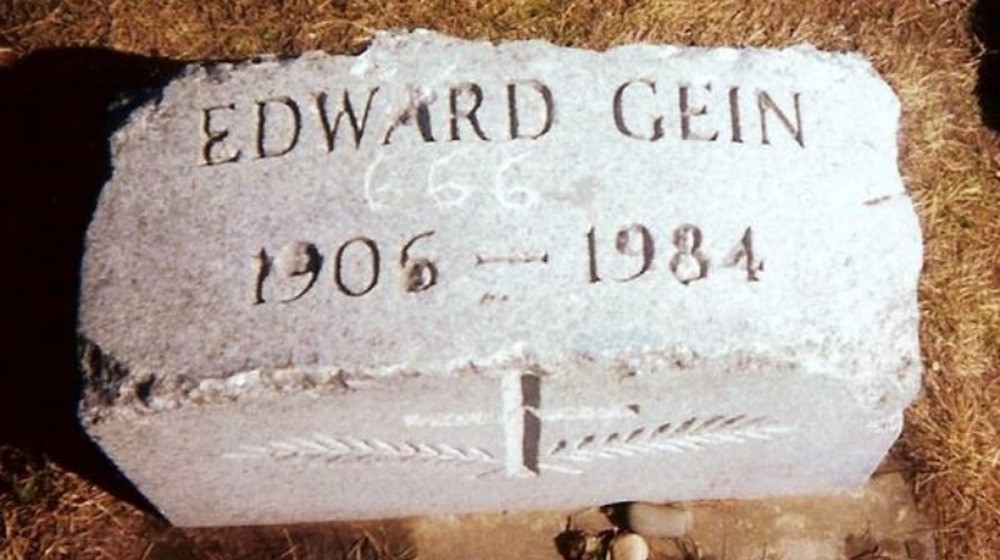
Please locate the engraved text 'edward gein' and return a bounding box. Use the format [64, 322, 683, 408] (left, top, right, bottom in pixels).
[78, 30, 922, 526]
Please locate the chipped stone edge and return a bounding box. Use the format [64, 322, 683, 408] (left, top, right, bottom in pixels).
[178, 28, 879, 75]
[119, 28, 892, 137]
[77, 337, 803, 421]
[78, 336, 919, 428]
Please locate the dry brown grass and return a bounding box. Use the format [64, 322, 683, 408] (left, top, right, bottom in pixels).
[1, 1, 998, 559]
[0, 446, 153, 560]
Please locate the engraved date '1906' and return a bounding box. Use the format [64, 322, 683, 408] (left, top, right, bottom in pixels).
[251, 224, 762, 304]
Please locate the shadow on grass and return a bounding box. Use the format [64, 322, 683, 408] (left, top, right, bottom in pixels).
[170, 522, 417, 560]
[0, 47, 421, 559]
[972, 0, 1000, 130]
[0, 47, 186, 516]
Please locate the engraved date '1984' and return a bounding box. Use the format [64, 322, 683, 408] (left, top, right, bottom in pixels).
[251, 224, 762, 304]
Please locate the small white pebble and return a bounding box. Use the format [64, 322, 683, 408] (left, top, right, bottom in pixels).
[609, 532, 649, 560]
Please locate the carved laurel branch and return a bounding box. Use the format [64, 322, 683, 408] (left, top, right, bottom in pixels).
[542, 415, 793, 472]
[223, 434, 496, 466]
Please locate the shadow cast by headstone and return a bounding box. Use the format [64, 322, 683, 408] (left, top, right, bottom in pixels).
[972, 0, 1000, 130]
[0, 48, 427, 557]
[172, 520, 418, 560]
[0, 46, 186, 515]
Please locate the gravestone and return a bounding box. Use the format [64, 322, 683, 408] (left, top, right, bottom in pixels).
[78, 30, 923, 527]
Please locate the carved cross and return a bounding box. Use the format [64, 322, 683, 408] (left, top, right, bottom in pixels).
[405, 372, 637, 478]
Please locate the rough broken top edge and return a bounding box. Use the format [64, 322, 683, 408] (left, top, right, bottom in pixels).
[173, 28, 887, 93]
[104, 29, 898, 167]
[78, 335, 808, 425]
[111, 28, 898, 163]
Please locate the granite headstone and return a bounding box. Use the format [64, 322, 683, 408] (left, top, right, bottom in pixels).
[78, 30, 923, 527]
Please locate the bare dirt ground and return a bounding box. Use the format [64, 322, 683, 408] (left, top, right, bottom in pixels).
[408, 471, 935, 560]
[2, 446, 936, 559]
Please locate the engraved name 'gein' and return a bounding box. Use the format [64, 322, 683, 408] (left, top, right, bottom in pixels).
[201, 80, 804, 165]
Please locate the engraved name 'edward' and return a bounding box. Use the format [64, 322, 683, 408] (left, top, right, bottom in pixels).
[200, 79, 804, 165]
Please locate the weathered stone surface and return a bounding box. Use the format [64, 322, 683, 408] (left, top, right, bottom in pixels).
[78, 30, 922, 527]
